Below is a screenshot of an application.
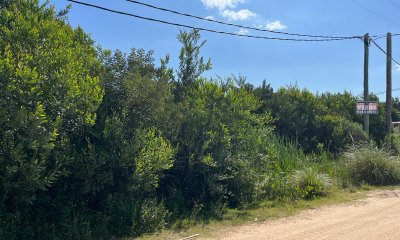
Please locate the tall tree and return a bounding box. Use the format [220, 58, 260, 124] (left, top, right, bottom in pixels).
[0, 0, 102, 237]
[176, 29, 212, 95]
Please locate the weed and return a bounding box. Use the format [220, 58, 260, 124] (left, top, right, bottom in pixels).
[342, 144, 400, 185]
[290, 167, 332, 199]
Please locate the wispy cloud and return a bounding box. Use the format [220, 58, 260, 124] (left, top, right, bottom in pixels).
[396, 65, 400, 72]
[200, 0, 288, 30]
[201, 0, 246, 10]
[205, 16, 215, 20]
[221, 9, 256, 21]
[236, 28, 249, 35]
[265, 21, 287, 31]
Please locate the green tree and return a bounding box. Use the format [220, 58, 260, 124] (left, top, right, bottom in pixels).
[0, 0, 103, 238]
[175, 29, 212, 97]
[165, 78, 274, 212]
[78, 48, 177, 238]
[269, 86, 325, 151]
[253, 79, 274, 114]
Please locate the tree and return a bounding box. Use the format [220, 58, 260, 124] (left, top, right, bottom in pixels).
[269, 86, 325, 151]
[0, 0, 102, 238]
[175, 29, 212, 96]
[253, 79, 274, 114]
[81, 48, 177, 238]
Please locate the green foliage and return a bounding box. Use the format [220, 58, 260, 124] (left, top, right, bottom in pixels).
[342, 144, 400, 186]
[390, 131, 400, 154]
[290, 167, 332, 199]
[269, 85, 325, 151]
[168, 78, 274, 212]
[175, 29, 212, 99]
[252, 79, 274, 114]
[0, 1, 176, 238]
[265, 86, 369, 152]
[0, 0, 102, 237]
[316, 115, 368, 151]
[78, 48, 176, 238]
[319, 92, 358, 121]
[134, 128, 175, 190]
[254, 135, 307, 201]
[3, 3, 394, 239]
[369, 102, 387, 144]
[177, 29, 212, 87]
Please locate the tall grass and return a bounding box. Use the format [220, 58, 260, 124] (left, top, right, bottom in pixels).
[341, 144, 400, 186]
[255, 135, 333, 201]
[264, 134, 307, 172]
[290, 167, 332, 199]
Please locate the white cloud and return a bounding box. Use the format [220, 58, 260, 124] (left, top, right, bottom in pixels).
[396, 65, 400, 72]
[236, 28, 249, 35]
[205, 16, 215, 20]
[221, 9, 256, 21]
[201, 0, 246, 10]
[265, 21, 287, 31]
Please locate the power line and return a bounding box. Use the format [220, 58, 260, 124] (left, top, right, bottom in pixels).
[370, 38, 400, 65]
[373, 33, 400, 40]
[373, 35, 389, 40]
[386, 0, 400, 9]
[369, 38, 400, 97]
[66, 0, 358, 42]
[124, 0, 359, 40]
[375, 88, 400, 96]
[358, 88, 400, 97]
[349, 0, 400, 28]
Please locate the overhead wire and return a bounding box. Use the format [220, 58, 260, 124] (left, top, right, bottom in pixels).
[386, 0, 400, 10]
[373, 35, 389, 41]
[374, 88, 400, 96]
[66, 0, 400, 99]
[124, 0, 359, 40]
[370, 38, 400, 65]
[349, 0, 400, 28]
[373, 33, 400, 40]
[369, 38, 400, 97]
[66, 0, 359, 42]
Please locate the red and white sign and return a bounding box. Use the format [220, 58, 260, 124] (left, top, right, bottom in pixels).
[356, 101, 379, 114]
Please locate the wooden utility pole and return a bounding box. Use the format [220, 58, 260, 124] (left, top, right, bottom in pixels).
[364, 33, 370, 135]
[386, 32, 392, 143]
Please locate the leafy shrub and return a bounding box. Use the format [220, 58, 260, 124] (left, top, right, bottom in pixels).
[342, 144, 400, 185]
[255, 172, 292, 201]
[316, 116, 368, 152]
[132, 200, 170, 235]
[289, 167, 332, 199]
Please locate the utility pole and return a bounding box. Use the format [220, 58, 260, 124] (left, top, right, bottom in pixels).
[364, 33, 370, 135]
[386, 32, 392, 144]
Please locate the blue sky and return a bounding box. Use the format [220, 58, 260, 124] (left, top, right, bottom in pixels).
[51, 0, 400, 98]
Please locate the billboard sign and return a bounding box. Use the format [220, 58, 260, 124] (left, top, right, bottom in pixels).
[356, 101, 379, 114]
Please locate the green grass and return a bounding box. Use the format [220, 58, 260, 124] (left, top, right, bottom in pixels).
[341, 144, 400, 186]
[135, 188, 371, 240]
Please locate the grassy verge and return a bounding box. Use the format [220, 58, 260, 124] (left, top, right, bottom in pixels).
[135, 187, 386, 240]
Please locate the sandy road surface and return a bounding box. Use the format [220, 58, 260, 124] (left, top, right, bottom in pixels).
[202, 189, 400, 240]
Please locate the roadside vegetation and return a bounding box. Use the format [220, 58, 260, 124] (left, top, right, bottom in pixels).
[1, 1, 400, 239]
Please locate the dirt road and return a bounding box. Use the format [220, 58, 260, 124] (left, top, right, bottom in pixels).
[203, 189, 400, 240]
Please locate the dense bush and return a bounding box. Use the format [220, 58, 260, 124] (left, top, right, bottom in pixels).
[0, 0, 103, 238]
[342, 144, 400, 185]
